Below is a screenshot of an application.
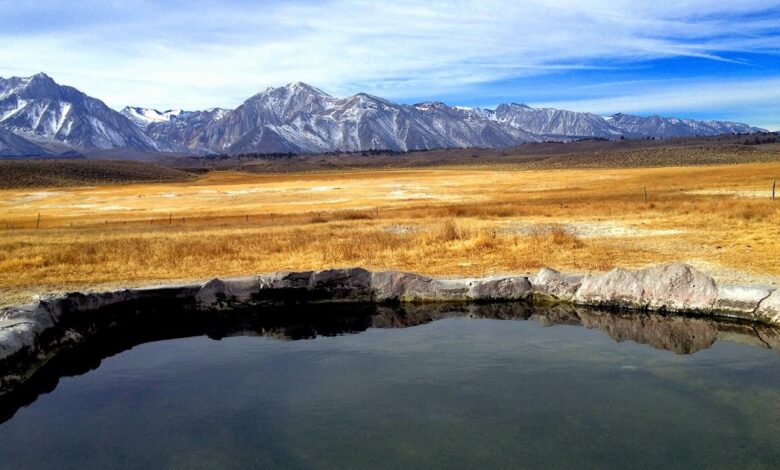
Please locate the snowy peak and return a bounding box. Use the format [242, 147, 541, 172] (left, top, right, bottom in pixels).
[252, 82, 334, 103]
[0, 73, 157, 151]
[491, 103, 622, 138]
[121, 107, 188, 129]
[136, 107, 231, 153]
[0, 72, 58, 100]
[287, 81, 330, 96]
[243, 81, 337, 123]
[414, 101, 449, 111]
[607, 113, 764, 138]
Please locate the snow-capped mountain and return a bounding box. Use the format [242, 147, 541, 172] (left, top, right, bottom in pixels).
[122, 107, 229, 153]
[120, 107, 187, 130]
[0, 73, 767, 157]
[195, 82, 340, 153]
[193, 84, 544, 154]
[413, 101, 537, 147]
[195, 83, 506, 154]
[0, 73, 156, 151]
[607, 113, 763, 138]
[489, 103, 623, 139]
[172, 83, 764, 155]
[0, 128, 52, 157]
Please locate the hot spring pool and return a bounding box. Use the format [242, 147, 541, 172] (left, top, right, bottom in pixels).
[1, 303, 779, 469]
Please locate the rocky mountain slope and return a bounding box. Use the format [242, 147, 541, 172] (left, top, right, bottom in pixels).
[0, 128, 52, 157]
[125, 83, 768, 154]
[0, 73, 156, 152]
[0, 73, 767, 157]
[488, 103, 624, 139]
[121, 107, 229, 153]
[607, 113, 761, 138]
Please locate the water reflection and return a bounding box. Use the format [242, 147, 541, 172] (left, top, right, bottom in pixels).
[1, 301, 778, 424]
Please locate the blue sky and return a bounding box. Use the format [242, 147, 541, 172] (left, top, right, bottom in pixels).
[1, 0, 779, 129]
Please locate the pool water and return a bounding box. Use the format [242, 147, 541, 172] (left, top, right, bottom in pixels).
[1, 304, 780, 469]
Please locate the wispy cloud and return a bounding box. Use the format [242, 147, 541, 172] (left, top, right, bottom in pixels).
[0, 0, 779, 124]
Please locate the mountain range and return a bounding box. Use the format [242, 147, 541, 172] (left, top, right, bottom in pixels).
[0, 73, 767, 157]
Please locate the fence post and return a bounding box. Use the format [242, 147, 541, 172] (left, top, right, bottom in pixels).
[643, 186, 648, 206]
[773, 179, 776, 201]
[36, 213, 40, 229]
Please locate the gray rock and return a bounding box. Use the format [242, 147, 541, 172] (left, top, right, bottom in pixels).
[196, 269, 376, 309]
[310, 268, 373, 300]
[195, 276, 262, 310]
[257, 271, 314, 290]
[372, 272, 531, 302]
[469, 276, 532, 300]
[574, 263, 718, 311]
[530, 268, 584, 301]
[371, 272, 471, 302]
[715, 285, 774, 318]
[574, 268, 643, 307]
[638, 264, 719, 311]
[756, 289, 780, 325]
[0, 320, 42, 361]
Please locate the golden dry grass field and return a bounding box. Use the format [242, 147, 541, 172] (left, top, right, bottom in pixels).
[1, 161, 779, 306]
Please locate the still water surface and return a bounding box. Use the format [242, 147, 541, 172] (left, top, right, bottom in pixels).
[1, 304, 780, 469]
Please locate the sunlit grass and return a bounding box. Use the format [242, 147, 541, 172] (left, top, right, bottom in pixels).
[0, 162, 778, 305]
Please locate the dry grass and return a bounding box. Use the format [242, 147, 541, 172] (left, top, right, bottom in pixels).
[0, 162, 779, 305]
[0, 159, 194, 189]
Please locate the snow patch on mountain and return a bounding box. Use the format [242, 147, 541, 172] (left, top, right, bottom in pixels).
[0, 73, 157, 151]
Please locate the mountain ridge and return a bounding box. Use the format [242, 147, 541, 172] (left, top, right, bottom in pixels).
[0, 74, 768, 157]
[0, 73, 157, 153]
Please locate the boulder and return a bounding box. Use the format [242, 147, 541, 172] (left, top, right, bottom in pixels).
[756, 289, 780, 326]
[714, 285, 774, 319]
[530, 268, 584, 301]
[574, 263, 718, 312]
[574, 268, 644, 308]
[469, 276, 532, 301]
[257, 271, 314, 289]
[196, 269, 376, 309]
[0, 319, 43, 362]
[371, 271, 471, 302]
[310, 268, 373, 300]
[195, 276, 262, 310]
[637, 264, 719, 311]
[372, 272, 531, 302]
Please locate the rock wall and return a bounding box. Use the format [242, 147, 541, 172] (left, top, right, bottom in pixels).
[1, 263, 778, 397]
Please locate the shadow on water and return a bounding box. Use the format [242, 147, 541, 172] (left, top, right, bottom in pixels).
[2, 300, 779, 425]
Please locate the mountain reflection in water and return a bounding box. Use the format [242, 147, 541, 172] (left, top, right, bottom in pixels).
[1, 301, 778, 424]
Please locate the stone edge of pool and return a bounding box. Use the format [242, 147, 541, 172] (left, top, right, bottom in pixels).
[1, 262, 779, 395]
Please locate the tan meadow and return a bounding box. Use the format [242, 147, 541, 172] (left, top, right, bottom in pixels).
[1, 162, 779, 305]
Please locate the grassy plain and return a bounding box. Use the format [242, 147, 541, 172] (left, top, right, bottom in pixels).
[1, 161, 779, 305]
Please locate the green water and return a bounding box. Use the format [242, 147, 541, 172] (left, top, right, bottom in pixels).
[1, 305, 780, 469]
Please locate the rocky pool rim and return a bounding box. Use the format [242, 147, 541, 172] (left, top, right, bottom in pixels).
[2, 262, 780, 403]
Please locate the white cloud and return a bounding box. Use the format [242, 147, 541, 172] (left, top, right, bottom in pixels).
[0, 0, 779, 117]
